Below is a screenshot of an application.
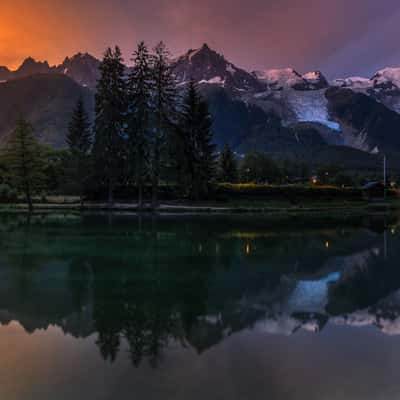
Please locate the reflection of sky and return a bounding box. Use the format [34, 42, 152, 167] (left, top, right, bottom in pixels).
[287, 272, 340, 313]
[2, 318, 400, 400]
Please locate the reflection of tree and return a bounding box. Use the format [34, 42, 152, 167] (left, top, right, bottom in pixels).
[68, 258, 91, 312]
[91, 250, 210, 367]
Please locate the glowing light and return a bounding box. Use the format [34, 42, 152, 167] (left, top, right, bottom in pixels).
[245, 243, 251, 255]
[325, 241, 329, 249]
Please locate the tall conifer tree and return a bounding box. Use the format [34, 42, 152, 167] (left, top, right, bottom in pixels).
[219, 143, 238, 183]
[178, 81, 216, 200]
[127, 41, 153, 209]
[66, 96, 92, 206]
[150, 42, 176, 208]
[93, 47, 126, 205]
[3, 117, 43, 211]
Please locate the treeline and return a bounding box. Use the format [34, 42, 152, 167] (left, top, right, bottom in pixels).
[0, 42, 383, 210]
[0, 42, 221, 210]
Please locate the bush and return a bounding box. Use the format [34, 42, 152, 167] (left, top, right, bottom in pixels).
[215, 183, 364, 201]
[0, 184, 18, 203]
[239, 152, 283, 183]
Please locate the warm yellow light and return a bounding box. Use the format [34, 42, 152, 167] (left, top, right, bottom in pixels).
[325, 241, 329, 249]
[245, 243, 251, 255]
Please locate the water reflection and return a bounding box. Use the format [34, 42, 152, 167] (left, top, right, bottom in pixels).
[0, 213, 400, 371]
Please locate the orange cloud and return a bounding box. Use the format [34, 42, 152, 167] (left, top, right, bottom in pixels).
[0, 0, 112, 69]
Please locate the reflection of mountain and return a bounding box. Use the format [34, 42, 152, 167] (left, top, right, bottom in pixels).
[0, 214, 399, 366]
[332, 290, 400, 335]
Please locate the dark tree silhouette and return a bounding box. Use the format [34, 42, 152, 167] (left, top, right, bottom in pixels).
[66, 97, 92, 206]
[3, 116, 43, 211]
[93, 47, 126, 205]
[127, 41, 153, 209]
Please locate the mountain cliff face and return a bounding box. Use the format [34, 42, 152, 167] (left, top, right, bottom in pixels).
[1, 44, 400, 161]
[172, 43, 263, 92]
[333, 68, 400, 114]
[0, 53, 100, 89]
[326, 87, 400, 154]
[56, 53, 101, 89]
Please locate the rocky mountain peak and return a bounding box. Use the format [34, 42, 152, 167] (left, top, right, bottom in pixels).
[15, 57, 52, 78]
[56, 53, 101, 89]
[172, 43, 263, 92]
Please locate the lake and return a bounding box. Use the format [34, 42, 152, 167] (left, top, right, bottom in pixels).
[1, 212, 400, 400]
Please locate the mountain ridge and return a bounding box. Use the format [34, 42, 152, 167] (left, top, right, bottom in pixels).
[1, 44, 400, 161]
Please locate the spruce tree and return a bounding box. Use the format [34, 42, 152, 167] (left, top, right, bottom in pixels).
[178, 81, 216, 200]
[150, 42, 176, 208]
[219, 143, 238, 183]
[196, 98, 217, 196]
[127, 41, 153, 209]
[66, 96, 92, 206]
[3, 117, 43, 211]
[92, 47, 126, 205]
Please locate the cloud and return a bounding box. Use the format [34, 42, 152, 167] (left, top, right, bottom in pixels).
[0, 0, 399, 77]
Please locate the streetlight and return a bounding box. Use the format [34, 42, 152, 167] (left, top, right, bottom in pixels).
[384, 154, 387, 201]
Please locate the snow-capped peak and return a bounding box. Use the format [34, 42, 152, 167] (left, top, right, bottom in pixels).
[333, 67, 400, 91]
[302, 70, 325, 84]
[253, 68, 328, 90]
[253, 68, 302, 88]
[331, 67, 400, 113]
[332, 76, 372, 90]
[371, 67, 400, 88]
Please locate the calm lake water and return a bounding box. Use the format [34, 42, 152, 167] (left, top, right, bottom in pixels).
[1, 213, 400, 400]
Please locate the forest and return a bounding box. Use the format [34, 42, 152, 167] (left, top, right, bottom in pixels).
[0, 42, 382, 211]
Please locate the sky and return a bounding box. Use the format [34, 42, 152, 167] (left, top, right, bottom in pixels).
[1, 0, 400, 79]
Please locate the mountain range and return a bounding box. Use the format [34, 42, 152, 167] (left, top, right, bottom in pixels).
[1, 44, 400, 169]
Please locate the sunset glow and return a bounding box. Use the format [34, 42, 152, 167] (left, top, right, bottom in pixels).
[2, 0, 400, 77]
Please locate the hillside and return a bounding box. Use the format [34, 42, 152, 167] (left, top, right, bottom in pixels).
[0, 44, 400, 170]
[0, 74, 94, 147]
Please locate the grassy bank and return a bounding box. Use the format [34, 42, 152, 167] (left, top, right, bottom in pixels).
[0, 199, 398, 215]
[1, 184, 398, 214]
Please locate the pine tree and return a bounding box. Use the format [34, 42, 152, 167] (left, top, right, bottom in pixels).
[3, 117, 43, 211]
[219, 143, 238, 183]
[150, 42, 177, 208]
[92, 47, 126, 206]
[127, 41, 153, 210]
[178, 81, 216, 200]
[66, 96, 92, 206]
[196, 98, 217, 196]
[173, 82, 198, 197]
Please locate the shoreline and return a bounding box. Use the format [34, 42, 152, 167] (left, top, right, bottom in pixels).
[0, 200, 397, 216]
